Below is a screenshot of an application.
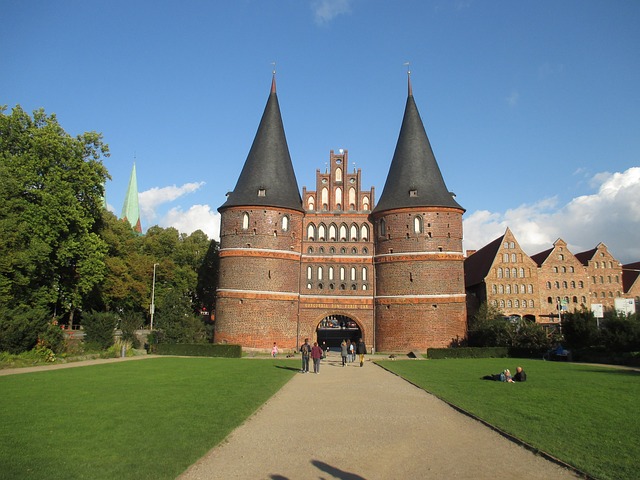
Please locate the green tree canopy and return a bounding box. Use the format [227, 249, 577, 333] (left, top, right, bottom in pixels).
[0, 106, 110, 327]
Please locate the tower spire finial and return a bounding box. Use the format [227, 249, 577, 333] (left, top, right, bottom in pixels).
[404, 62, 412, 96]
[271, 62, 277, 94]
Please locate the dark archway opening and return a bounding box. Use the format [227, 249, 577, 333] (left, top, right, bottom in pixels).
[316, 314, 362, 350]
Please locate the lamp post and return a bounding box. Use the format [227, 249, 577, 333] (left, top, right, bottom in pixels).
[150, 263, 159, 331]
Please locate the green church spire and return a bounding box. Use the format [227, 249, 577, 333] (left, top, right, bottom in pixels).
[121, 163, 142, 234]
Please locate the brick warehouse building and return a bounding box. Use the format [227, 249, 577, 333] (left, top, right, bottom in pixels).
[214, 75, 467, 353]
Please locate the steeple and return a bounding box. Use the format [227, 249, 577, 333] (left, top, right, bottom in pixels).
[372, 78, 463, 214]
[219, 74, 303, 212]
[121, 162, 142, 234]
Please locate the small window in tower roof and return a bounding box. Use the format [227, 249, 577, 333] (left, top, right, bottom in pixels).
[409, 189, 418, 197]
[257, 188, 266, 197]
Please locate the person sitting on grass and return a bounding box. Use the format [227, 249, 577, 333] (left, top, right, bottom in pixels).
[513, 366, 527, 382]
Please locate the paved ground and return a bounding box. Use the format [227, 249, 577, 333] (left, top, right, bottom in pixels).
[178, 354, 581, 480]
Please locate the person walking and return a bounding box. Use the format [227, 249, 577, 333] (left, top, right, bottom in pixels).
[271, 342, 279, 357]
[340, 340, 348, 367]
[300, 338, 311, 373]
[311, 341, 323, 374]
[356, 338, 366, 367]
[349, 341, 355, 362]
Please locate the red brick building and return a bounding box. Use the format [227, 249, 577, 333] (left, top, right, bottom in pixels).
[215, 75, 467, 353]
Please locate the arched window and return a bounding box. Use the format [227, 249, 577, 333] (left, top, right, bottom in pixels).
[497, 268, 503, 278]
[492, 284, 497, 294]
[503, 253, 509, 263]
[335, 167, 342, 182]
[339, 224, 348, 241]
[340, 267, 345, 281]
[329, 224, 337, 241]
[506, 285, 511, 294]
[335, 187, 342, 210]
[530, 300, 534, 307]
[507, 300, 512, 308]
[562, 281, 568, 288]
[321, 187, 329, 210]
[379, 218, 386, 237]
[570, 281, 576, 288]
[519, 268, 525, 278]
[281, 215, 289, 232]
[512, 268, 517, 278]
[318, 223, 326, 241]
[528, 284, 533, 293]
[361, 224, 369, 241]
[307, 266, 312, 280]
[505, 269, 510, 279]
[350, 224, 358, 241]
[515, 300, 520, 308]
[499, 285, 504, 294]
[242, 212, 249, 230]
[329, 267, 334, 281]
[350, 267, 356, 281]
[362, 267, 368, 281]
[414, 215, 423, 234]
[500, 300, 505, 308]
[307, 196, 315, 211]
[307, 223, 316, 241]
[511, 253, 516, 262]
[362, 196, 370, 211]
[546, 281, 551, 289]
[553, 267, 558, 273]
[579, 281, 584, 288]
[349, 187, 356, 209]
[317, 267, 323, 281]
[570, 266, 574, 273]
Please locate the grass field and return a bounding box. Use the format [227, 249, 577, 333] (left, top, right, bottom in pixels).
[378, 358, 640, 480]
[0, 357, 298, 480]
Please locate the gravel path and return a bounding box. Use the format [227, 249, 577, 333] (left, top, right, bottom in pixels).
[178, 355, 581, 480]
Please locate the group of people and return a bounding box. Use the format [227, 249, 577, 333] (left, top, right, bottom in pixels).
[484, 366, 527, 383]
[299, 338, 367, 373]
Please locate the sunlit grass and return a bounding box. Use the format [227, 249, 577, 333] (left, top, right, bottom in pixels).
[0, 357, 298, 480]
[378, 358, 640, 480]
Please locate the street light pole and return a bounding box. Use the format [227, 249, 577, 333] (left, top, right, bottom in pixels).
[150, 263, 159, 331]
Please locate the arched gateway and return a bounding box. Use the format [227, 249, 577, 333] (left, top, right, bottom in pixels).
[316, 314, 362, 349]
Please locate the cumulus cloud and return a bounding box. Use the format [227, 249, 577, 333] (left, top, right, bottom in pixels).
[464, 167, 640, 264]
[138, 182, 205, 221]
[160, 204, 221, 241]
[313, 0, 353, 24]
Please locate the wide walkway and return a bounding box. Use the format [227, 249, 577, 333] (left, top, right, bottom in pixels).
[178, 354, 580, 480]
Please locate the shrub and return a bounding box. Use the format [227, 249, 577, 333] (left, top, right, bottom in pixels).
[427, 347, 509, 359]
[0, 305, 49, 354]
[118, 311, 143, 349]
[153, 343, 241, 358]
[82, 311, 117, 349]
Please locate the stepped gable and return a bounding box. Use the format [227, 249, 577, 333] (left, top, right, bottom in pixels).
[372, 75, 463, 214]
[219, 75, 303, 213]
[464, 232, 505, 288]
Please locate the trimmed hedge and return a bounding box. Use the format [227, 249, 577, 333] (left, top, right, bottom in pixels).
[427, 346, 549, 359]
[153, 343, 242, 358]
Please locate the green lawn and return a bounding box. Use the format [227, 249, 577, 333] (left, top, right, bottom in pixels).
[0, 357, 298, 480]
[378, 358, 640, 480]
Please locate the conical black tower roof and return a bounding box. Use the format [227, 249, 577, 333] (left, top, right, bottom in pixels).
[372, 77, 463, 214]
[219, 76, 303, 213]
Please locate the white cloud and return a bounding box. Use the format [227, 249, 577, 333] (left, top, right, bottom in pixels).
[464, 167, 640, 264]
[313, 0, 353, 24]
[160, 204, 221, 241]
[139, 182, 205, 221]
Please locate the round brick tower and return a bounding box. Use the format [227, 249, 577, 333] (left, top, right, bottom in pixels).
[215, 75, 304, 349]
[370, 75, 467, 352]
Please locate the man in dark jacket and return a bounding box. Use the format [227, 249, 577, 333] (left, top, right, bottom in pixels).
[356, 338, 366, 367]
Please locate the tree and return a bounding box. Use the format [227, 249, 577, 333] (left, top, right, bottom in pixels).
[0, 106, 110, 329]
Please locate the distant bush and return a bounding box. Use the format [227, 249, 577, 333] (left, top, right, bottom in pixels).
[82, 311, 117, 349]
[153, 343, 241, 358]
[0, 306, 50, 354]
[427, 347, 509, 359]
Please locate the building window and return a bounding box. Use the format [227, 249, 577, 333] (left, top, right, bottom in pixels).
[281, 215, 289, 232]
[350, 267, 356, 281]
[307, 266, 312, 280]
[579, 281, 584, 288]
[340, 267, 345, 281]
[379, 218, 386, 237]
[318, 224, 326, 241]
[519, 268, 525, 278]
[570, 266, 575, 273]
[361, 224, 369, 241]
[414, 215, 423, 234]
[553, 267, 558, 273]
[335, 167, 342, 182]
[363, 196, 370, 211]
[546, 281, 551, 289]
[503, 253, 509, 263]
[257, 188, 266, 197]
[497, 268, 503, 278]
[307, 196, 315, 211]
[559, 254, 564, 260]
[340, 224, 348, 241]
[307, 247, 313, 253]
[492, 285, 497, 294]
[329, 267, 334, 281]
[510, 242, 515, 248]
[307, 223, 316, 241]
[362, 267, 368, 281]
[528, 284, 533, 293]
[317, 267, 323, 281]
[499, 285, 504, 294]
[350, 224, 358, 241]
[242, 212, 249, 230]
[515, 300, 520, 308]
[505, 269, 510, 279]
[507, 300, 512, 308]
[511, 253, 516, 262]
[506, 285, 511, 294]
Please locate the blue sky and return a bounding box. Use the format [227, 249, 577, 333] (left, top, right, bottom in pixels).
[3, 0, 640, 263]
